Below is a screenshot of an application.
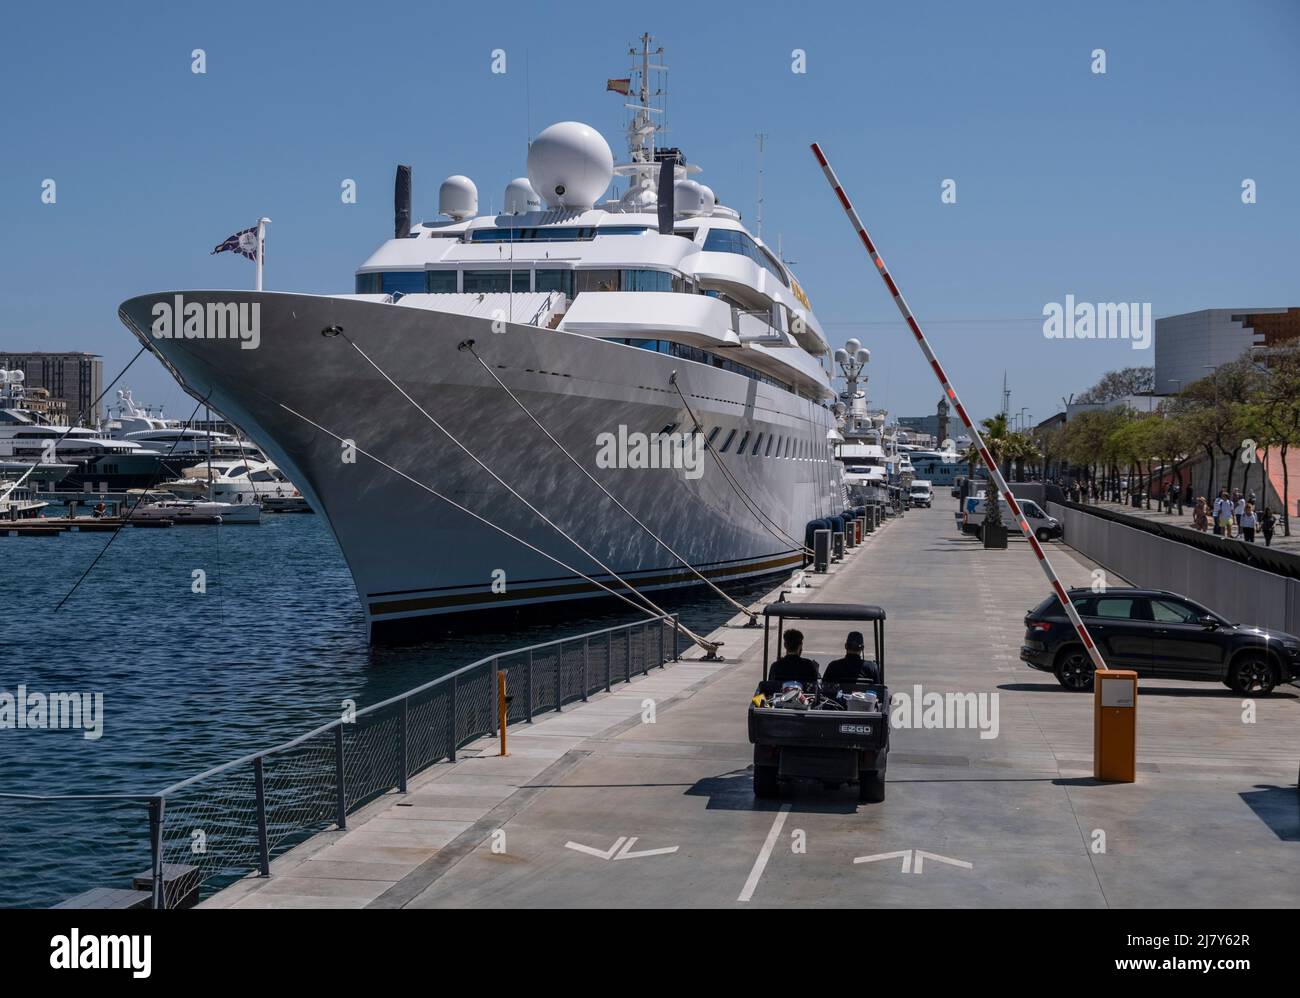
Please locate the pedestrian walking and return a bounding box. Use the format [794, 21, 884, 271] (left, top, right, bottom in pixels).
[1240, 501, 1257, 543]
[1193, 497, 1208, 532]
[1262, 507, 1276, 547]
[1212, 490, 1231, 536]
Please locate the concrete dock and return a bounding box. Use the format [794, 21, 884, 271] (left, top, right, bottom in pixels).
[205, 498, 1300, 909]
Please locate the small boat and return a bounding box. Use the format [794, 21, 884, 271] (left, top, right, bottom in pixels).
[126, 499, 261, 525]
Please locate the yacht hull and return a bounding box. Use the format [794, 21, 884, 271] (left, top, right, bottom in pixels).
[119, 291, 841, 639]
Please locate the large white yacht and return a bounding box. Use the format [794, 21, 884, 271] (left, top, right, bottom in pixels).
[118, 37, 847, 638]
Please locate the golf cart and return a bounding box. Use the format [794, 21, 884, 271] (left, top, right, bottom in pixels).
[748, 602, 890, 803]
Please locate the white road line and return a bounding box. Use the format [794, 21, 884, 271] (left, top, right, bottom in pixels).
[738, 804, 791, 903]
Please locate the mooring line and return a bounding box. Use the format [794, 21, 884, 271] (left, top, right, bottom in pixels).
[276, 401, 687, 630]
[461, 340, 758, 624]
[337, 332, 717, 651]
[667, 376, 816, 557]
[53, 394, 209, 612]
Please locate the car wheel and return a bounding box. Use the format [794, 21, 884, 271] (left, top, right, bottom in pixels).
[754, 764, 779, 798]
[1228, 655, 1277, 695]
[858, 769, 885, 803]
[1036, 528, 1050, 541]
[1054, 648, 1095, 691]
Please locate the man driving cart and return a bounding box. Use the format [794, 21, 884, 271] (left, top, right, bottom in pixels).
[749, 603, 890, 803]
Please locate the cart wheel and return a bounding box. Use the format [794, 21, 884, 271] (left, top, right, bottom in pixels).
[754, 764, 779, 799]
[858, 769, 885, 803]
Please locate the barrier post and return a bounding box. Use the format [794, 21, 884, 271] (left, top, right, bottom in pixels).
[498, 671, 509, 757]
[1094, 670, 1137, 782]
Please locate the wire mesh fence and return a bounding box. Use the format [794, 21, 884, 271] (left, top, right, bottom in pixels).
[2, 614, 679, 909]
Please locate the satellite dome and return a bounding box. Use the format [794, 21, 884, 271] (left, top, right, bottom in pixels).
[619, 180, 658, 212]
[697, 184, 716, 216]
[439, 175, 478, 220]
[673, 179, 714, 217]
[527, 122, 614, 210]
[503, 177, 541, 214]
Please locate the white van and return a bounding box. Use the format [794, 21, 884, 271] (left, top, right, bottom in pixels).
[960, 494, 1062, 541]
[908, 480, 933, 508]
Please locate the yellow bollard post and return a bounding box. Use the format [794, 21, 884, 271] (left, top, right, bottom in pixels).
[1093, 669, 1137, 782]
[498, 672, 509, 757]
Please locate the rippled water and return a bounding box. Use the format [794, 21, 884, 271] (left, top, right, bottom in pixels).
[0, 514, 775, 907]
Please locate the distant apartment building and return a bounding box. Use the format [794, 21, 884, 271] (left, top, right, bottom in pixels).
[1154, 307, 1300, 393]
[0, 351, 103, 424]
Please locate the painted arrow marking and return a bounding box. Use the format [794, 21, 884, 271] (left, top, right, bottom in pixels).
[565, 837, 679, 861]
[853, 849, 971, 874]
[854, 849, 914, 873]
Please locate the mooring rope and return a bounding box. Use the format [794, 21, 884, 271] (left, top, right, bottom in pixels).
[460, 340, 758, 624]
[276, 401, 697, 632]
[332, 333, 718, 652]
[667, 375, 817, 557]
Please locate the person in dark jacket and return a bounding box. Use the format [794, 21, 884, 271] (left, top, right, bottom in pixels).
[769, 628, 820, 687]
[823, 631, 881, 685]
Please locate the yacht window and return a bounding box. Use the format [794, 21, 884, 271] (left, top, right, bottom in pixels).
[719, 429, 737, 454]
[467, 225, 650, 243]
[575, 270, 620, 294]
[250, 471, 276, 482]
[463, 270, 529, 293]
[751, 433, 764, 456]
[765, 435, 775, 457]
[736, 431, 750, 454]
[660, 423, 678, 436]
[707, 427, 720, 446]
[701, 228, 790, 287]
[426, 271, 457, 293]
[535, 270, 574, 297]
[622, 269, 674, 292]
[674, 228, 698, 242]
[381, 272, 428, 295]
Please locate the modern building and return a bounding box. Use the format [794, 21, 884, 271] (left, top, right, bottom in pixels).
[0, 352, 103, 424]
[1154, 307, 1300, 393]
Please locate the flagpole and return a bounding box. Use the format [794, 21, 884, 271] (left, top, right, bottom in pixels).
[255, 217, 270, 291]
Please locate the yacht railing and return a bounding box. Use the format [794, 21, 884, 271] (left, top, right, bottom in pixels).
[1, 614, 680, 909]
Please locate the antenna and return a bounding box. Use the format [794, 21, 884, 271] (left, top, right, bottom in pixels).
[755, 132, 767, 240]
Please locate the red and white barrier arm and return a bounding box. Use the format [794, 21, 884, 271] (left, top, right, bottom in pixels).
[810, 142, 1108, 673]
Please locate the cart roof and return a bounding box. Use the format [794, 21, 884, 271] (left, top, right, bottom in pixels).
[763, 602, 886, 621]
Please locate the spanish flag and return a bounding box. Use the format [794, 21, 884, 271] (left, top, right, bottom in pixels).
[606, 78, 632, 95]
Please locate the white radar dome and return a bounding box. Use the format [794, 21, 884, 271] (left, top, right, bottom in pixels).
[439, 175, 478, 220]
[697, 184, 716, 216]
[503, 177, 541, 214]
[527, 121, 614, 210]
[673, 179, 714, 217]
[844, 338, 861, 354]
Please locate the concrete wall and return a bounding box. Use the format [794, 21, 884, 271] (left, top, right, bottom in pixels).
[1047, 501, 1300, 634]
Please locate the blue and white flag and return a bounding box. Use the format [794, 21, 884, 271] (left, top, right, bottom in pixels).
[211, 226, 259, 261]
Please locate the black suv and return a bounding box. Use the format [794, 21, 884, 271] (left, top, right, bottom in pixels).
[1021, 587, 1300, 694]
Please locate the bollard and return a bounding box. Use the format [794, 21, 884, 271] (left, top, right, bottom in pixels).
[833, 531, 845, 561]
[813, 528, 831, 572]
[498, 672, 509, 757]
[1094, 670, 1137, 782]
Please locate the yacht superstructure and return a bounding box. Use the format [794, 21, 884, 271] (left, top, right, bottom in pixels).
[118, 36, 846, 637]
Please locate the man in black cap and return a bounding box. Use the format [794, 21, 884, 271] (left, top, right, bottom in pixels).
[768, 628, 820, 687]
[823, 631, 880, 685]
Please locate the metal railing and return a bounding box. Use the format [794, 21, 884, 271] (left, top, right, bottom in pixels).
[2, 614, 680, 909]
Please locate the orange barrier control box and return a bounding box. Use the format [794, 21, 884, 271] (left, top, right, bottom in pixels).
[1093, 669, 1137, 782]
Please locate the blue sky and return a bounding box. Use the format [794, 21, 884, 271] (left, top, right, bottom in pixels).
[1, 0, 1296, 425]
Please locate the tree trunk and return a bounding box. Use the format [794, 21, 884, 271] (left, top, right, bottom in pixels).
[1284, 443, 1291, 537]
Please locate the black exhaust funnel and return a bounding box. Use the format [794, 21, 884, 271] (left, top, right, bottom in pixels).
[394, 165, 412, 238]
[656, 159, 674, 235]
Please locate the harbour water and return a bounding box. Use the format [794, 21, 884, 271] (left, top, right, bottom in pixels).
[0, 515, 776, 907]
